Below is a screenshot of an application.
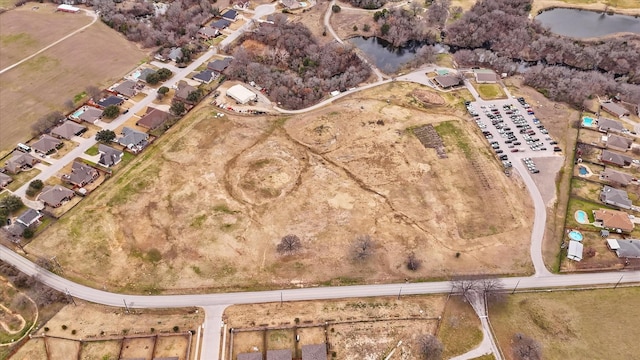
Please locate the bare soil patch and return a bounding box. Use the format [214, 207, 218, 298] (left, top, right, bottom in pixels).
[8, 337, 46, 360]
[29, 82, 533, 293]
[81, 340, 121, 360]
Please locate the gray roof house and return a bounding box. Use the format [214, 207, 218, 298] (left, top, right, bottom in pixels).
[64, 161, 99, 187]
[211, 18, 231, 30]
[51, 121, 86, 139]
[96, 96, 124, 109]
[266, 349, 292, 360]
[0, 173, 13, 188]
[609, 239, 640, 258]
[601, 168, 634, 186]
[601, 101, 630, 118]
[606, 134, 633, 152]
[207, 57, 232, 73]
[434, 75, 461, 88]
[4, 151, 38, 174]
[79, 107, 104, 124]
[198, 27, 220, 39]
[38, 185, 75, 208]
[475, 71, 497, 83]
[175, 81, 198, 103]
[169, 47, 183, 62]
[139, 68, 157, 82]
[302, 344, 327, 360]
[221, 9, 238, 21]
[113, 80, 138, 98]
[16, 208, 42, 227]
[237, 353, 263, 360]
[600, 149, 632, 167]
[98, 144, 124, 167]
[193, 69, 215, 84]
[118, 127, 149, 151]
[597, 117, 624, 133]
[600, 185, 633, 210]
[31, 134, 62, 154]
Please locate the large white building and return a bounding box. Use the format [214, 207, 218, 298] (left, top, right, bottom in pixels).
[226, 84, 257, 104]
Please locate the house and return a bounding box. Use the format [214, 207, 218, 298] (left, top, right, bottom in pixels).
[605, 134, 633, 152]
[138, 68, 157, 83]
[608, 239, 640, 258]
[593, 209, 634, 233]
[226, 84, 257, 104]
[174, 81, 198, 103]
[221, 9, 238, 21]
[98, 144, 123, 167]
[38, 185, 75, 208]
[600, 149, 632, 167]
[169, 47, 183, 62]
[31, 135, 62, 155]
[211, 18, 231, 30]
[280, 0, 302, 9]
[4, 151, 38, 174]
[600, 185, 633, 210]
[601, 168, 633, 186]
[137, 107, 171, 130]
[207, 57, 232, 74]
[567, 240, 584, 261]
[266, 349, 292, 360]
[64, 161, 99, 187]
[193, 69, 215, 84]
[601, 101, 630, 118]
[198, 27, 220, 39]
[96, 96, 124, 109]
[302, 344, 327, 360]
[113, 80, 138, 98]
[434, 75, 461, 89]
[0, 173, 12, 188]
[474, 71, 497, 83]
[51, 121, 86, 139]
[16, 209, 42, 228]
[237, 353, 263, 360]
[597, 117, 624, 133]
[118, 127, 149, 150]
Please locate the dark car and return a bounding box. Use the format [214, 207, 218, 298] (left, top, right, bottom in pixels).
[513, 141, 522, 145]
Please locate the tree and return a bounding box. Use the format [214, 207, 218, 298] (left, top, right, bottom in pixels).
[451, 275, 480, 297]
[276, 234, 302, 254]
[86, 85, 102, 100]
[380, 23, 390, 36]
[29, 180, 44, 191]
[351, 234, 375, 261]
[22, 228, 34, 239]
[186, 89, 203, 103]
[418, 334, 443, 360]
[407, 252, 422, 271]
[332, 4, 341, 12]
[157, 68, 173, 81]
[585, 247, 596, 258]
[102, 105, 120, 119]
[158, 86, 170, 95]
[0, 195, 23, 213]
[512, 333, 542, 360]
[410, 1, 423, 16]
[95, 129, 116, 143]
[170, 101, 186, 116]
[146, 72, 160, 85]
[64, 99, 75, 110]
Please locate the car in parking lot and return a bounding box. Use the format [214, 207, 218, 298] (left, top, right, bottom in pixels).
[513, 141, 521, 145]
[495, 149, 503, 154]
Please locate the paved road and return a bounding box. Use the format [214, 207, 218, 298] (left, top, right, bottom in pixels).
[0, 9, 98, 75]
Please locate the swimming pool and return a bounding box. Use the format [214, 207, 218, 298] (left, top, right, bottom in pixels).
[575, 210, 588, 224]
[582, 117, 594, 127]
[579, 166, 587, 175]
[72, 108, 85, 118]
[132, 70, 141, 79]
[568, 230, 584, 242]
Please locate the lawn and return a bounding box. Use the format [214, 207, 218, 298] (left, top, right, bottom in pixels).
[490, 288, 640, 360]
[438, 296, 483, 358]
[84, 145, 99, 156]
[5, 168, 41, 192]
[475, 83, 506, 100]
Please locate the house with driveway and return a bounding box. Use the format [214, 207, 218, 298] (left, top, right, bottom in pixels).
[605, 134, 633, 152]
[136, 107, 171, 130]
[118, 127, 149, 152]
[38, 185, 76, 208]
[597, 117, 624, 133]
[95, 96, 124, 109]
[63, 161, 100, 188]
[98, 144, 123, 167]
[600, 185, 633, 210]
[0, 173, 12, 188]
[4, 151, 39, 174]
[31, 134, 62, 155]
[112, 80, 138, 98]
[16, 208, 42, 228]
[601, 168, 634, 186]
[600, 149, 632, 167]
[51, 121, 87, 140]
[198, 27, 220, 40]
[593, 208, 634, 233]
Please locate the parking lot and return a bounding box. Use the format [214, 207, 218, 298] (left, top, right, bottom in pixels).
[467, 96, 562, 172]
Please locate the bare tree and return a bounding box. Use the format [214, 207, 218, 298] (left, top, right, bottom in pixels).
[407, 252, 422, 271]
[276, 234, 302, 254]
[512, 333, 542, 360]
[450, 275, 480, 297]
[85, 85, 102, 100]
[351, 234, 375, 261]
[418, 334, 443, 360]
[479, 275, 506, 303]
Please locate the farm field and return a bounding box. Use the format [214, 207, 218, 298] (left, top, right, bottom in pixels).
[26, 81, 534, 293]
[489, 287, 640, 360]
[0, 5, 146, 157]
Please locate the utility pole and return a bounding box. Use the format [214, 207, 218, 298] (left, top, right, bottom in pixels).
[614, 275, 624, 289]
[512, 280, 520, 294]
[65, 288, 76, 306]
[397, 287, 402, 300]
[280, 292, 283, 306]
[123, 299, 130, 314]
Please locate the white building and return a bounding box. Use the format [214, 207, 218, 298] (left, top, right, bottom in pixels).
[226, 84, 257, 104]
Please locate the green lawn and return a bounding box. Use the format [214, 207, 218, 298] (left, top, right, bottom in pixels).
[84, 145, 99, 156]
[5, 168, 41, 192]
[476, 84, 506, 100]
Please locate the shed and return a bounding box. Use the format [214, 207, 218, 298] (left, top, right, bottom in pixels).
[301, 344, 327, 360]
[607, 239, 620, 250]
[266, 349, 292, 360]
[237, 353, 263, 360]
[226, 84, 257, 104]
[567, 240, 584, 261]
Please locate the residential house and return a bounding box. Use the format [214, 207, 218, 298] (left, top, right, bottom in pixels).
[601, 168, 633, 186]
[211, 18, 231, 30]
[607, 239, 640, 258]
[234, 0, 250, 9]
[207, 57, 232, 75]
[51, 121, 86, 139]
[64, 161, 99, 187]
[302, 344, 327, 360]
[280, 0, 301, 9]
[193, 69, 215, 84]
[593, 209, 634, 233]
[169, 47, 183, 62]
[601, 101, 630, 118]
[31, 134, 62, 155]
[597, 117, 624, 133]
[266, 349, 292, 360]
[137, 107, 171, 130]
[96, 96, 124, 109]
[174, 81, 198, 104]
[76, 107, 104, 124]
[118, 127, 149, 151]
[605, 134, 633, 152]
[221, 9, 238, 21]
[600, 149, 632, 167]
[0, 173, 12, 188]
[98, 144, 124, 167]
[237, 353, 262, 360]
[38, 185, 75, 208]
[434, 75, 461, 89]
[138, 68, 157, 83]
[474, 70, 497, 83]
[16, 208, 42, 228]
[600, 185, 633, 210]
[198, 27, 220, 39]
[113, 80, 138, 98]
[4, 151, 38, 174]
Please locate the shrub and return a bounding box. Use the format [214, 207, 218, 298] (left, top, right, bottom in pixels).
[22, 228, 34, 239]
[353, 25, 358, 31]
[173, 326, 179, 332]
[29, 179, 44, 190]
[363, 24, 370, 31]
[62, 325, 67, 330]
[332, 4, 341, 12]
[71, 329, 77, 335]
[44, 327, 49, 332]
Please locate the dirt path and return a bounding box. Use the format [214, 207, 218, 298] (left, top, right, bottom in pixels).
[0, 304, 26, 335]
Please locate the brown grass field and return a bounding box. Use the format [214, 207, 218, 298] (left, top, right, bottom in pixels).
[490, 287, 640, 360]
[26, 82, 534, 293]
[0, 4, 147, 157]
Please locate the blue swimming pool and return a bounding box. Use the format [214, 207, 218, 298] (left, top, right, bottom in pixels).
[579, 166, 587, 175]
[575, 210, 588, 224]
[569, 230, 584, 242]
[72, 108, 85, 118]
[583, 117, 594, 126]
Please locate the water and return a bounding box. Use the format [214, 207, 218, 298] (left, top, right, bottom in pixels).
[536, 8, 640, 38]
[72, 108, 85, 118]
[576, 210, 588, 224]
[579, 166, 588, 175]
[569, 230, 584, 242]
[583, 117, 594, 126]
[348, 36, 435, 73]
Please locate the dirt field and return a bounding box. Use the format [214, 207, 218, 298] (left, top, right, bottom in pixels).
[489, 287, 640, 360]
[0, 278, 37, 345]
[0, 5, 147, 157]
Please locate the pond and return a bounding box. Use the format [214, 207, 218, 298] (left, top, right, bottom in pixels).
[536, 8, 640, 38]
[348, 36, 434, 73]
